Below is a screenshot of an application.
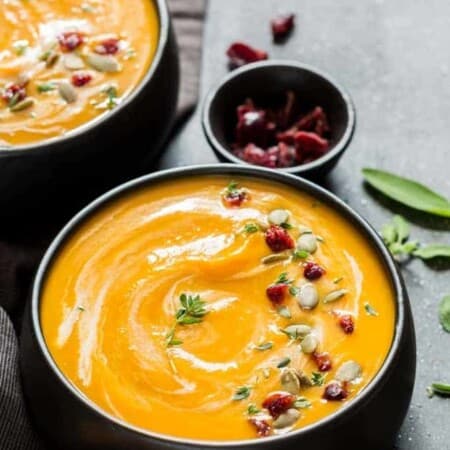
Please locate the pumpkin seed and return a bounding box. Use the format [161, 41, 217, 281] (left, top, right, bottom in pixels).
[58, 81, 77, 103]
[64, 53, 85, 70]
[323, 289, 349, 304]
[272, 408, 300, 429]
[86, 53, 121, 72]
[297, 234, 317, 254]
[261, 252, 290, 265]
[281, 324, 312, 340]
[268, 209, 290, 225]
[335, 361, 362, 383]
[10, 97, 34, 112]
[45, 51, 60, 68]
[300, 334, 318, 354]
[297, 283, 319, 309]
[280, 368, 301, 394]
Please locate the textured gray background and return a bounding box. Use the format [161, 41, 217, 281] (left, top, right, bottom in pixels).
[158, 1, 450, 449]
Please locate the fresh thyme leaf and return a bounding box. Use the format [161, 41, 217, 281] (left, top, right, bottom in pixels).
[413, 244, 450, 260]
[275, 272, 291, 284]
[280, 222, 293, 230]
[233, 386, 251, 401]
[292, 249, 309, 260]
[427, 382, 450, 397]
[226, 180, 239, 194]
[37, 82, 57, 93]
[255, 342, 273, 351]
[247, 403, 260, 415]
[166, 328, 183, 347]
[276, 357, 291, 368]
[293, 397, 311, 409]
[244, 223, 259, 233]
[277, 306, 292, 319]
[438, 295, 450, 333]
[102, 85, 119, 109]
[288, 286, 300, 296]
[176, 293, 208, 325]
[364, 302, 379, 317]
[311, 372, 326, 386]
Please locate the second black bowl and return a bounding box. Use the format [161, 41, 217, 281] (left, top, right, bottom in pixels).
[202, 61, 356, 178]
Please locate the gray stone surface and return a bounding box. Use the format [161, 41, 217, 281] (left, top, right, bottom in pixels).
[158, 1, 450, 448]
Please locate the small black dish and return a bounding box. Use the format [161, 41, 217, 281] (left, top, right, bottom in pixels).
[21, 164, 415, 450]
[202, 61, 356, 179]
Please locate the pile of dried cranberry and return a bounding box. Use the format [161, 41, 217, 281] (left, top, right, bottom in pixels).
[230, 91, 331, 168]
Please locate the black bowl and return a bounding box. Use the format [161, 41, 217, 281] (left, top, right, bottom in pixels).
[0, 0, 179, 222]
[21, 164, 415, 450]
[202, 61, 356, 179]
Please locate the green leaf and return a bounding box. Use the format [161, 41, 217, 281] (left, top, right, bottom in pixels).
[362, 168, 450, 218]
[364, 302, 379, 317]
[247, 403, 260, 415]
[233, 386, 251, 401]
[276, 357, 291, 368]
[244, 223, 259, 233]
[255, 342, 273, 351]
[392, 215, 410, 243]
[37, 82, 56, 93]
[428, 382, 450, 397]
[311, 372, 326, 386]
[288, 286, 299, 296]
[275, 272, 290, 284]
[438, 295, 450, 333]
[381, 223, 397, 245]
[293, 397, 311, 409]
[293, 249, 309, 260]
[413, 244, 450, 260]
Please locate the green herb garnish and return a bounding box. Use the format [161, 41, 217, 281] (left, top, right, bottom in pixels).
[413, 245, 450, 260]
[276, 357, 291, 368]
[293, 397, 311, 408]
[176, 293, 208, 325]
[439, 295, 450, 333]
[102, 85, 119, 109]
[37, 82, 57, 93]
[362, 168, 450, 218]
[333, 276, 344, 284]
[244, 223, 259, 234]
[292, 249, 309, 260]
[76, 305, 86, 312]
[427, 382, 450, 398]
[255, 342, 273, 351]
[165, 327, 183, 347]
[311, 372, 326, 386]
[247, 403, 260, 415]
[280, 222, 293, 230]
[233, 386, 251, 401]
[364, 302, 379, 317]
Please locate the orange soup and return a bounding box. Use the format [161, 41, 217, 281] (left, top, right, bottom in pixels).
[0, 0, 158, 147]
[41, 176, 395, 440]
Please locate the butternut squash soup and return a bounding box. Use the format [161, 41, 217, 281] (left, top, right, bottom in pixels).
[0, 0, 158, 147]
[41, 176, 395, 440]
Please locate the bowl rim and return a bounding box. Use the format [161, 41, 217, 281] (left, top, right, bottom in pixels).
[0, 0, 170, 157]
[202, 60, 356, 174]
[31, 164, 405, 448]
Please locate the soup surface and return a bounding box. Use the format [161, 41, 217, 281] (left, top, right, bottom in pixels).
[0, 0, 158, 147]
[41, 176, 395, 440]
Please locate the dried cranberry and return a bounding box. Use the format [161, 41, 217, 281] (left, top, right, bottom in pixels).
[265, 225, 295, 253]
[58, 31, 85, 52]
[276, 142, 297, 167]
[223, 190, 247, 207]
[277, 90, 297, 129]
[276, 127, 298, 145]
[271, 14, 295, 40]
[236, 109, 275, 147]
[2, 83, 26, 104]
[94, 37, 120, 55]
[226, 42, 268, 69]
[323, 382, 348, 401]
[236, 143, 273, 168]
[249, 417, 271, 437]
[266, 283, 288, 304]
[313, 352, 332, 371]
[303, 262, 325, 280]
[71, 72, 92, 87]
[262, 392, 296, 418]
[339, 314, 355, 334]
[294, 131, 329, 158]
[297, 107, 330, 137]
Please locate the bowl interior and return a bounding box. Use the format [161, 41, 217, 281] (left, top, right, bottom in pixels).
[205, 63, 352, 162]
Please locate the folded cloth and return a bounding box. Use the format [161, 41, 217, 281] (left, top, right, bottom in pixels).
[0, 1, 206, 448]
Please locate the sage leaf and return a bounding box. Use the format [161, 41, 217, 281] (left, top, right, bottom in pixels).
[413, 244, 450, 260]
[439, 295, 450, 333]
[428, 382, 450, 397]
[362, 168, 450, 217]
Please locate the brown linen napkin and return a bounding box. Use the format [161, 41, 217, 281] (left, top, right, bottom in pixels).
[0, 1, 206, 448]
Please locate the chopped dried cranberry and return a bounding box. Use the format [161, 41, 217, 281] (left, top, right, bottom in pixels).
[235, 109, 275, 147]
[235, 143, 275, 168]
[266, 283, 288, 304]
[1, 83, 26, 104]
[262, 392, 296, 418]
[297, 106, 330, 137]
[313, 352, 332, 371]
[71, 72, 92, 87]
[265, 225, 295, 253]
[223, 190, 247, 207]
[271, 14, 295, 40]
[339, 314, 355, 334]
[303, 262, 325, 280]
[249, 417, 271, 437]
[94, 37, 120, 55]
[58, 31, 85, 52]
[294, 131, 329, 157]
[276, 142, 297, 167]
[323, 382, 348, 401]
[226, 42, 268, 69]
